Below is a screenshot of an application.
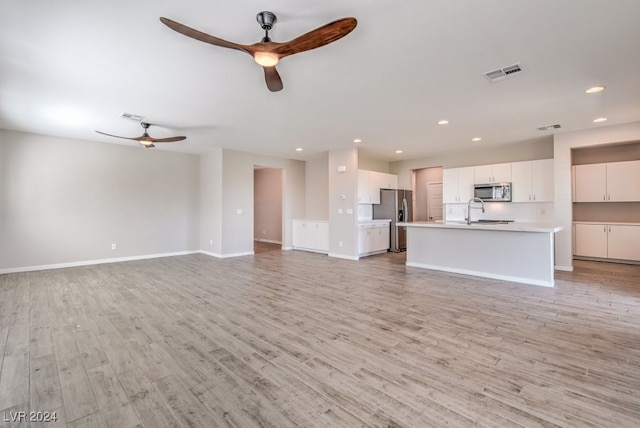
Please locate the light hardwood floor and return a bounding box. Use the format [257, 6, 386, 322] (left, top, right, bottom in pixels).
[1, 243, 640, 427]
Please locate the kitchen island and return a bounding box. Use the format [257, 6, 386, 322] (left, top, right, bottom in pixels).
[397, 221, 564, 287]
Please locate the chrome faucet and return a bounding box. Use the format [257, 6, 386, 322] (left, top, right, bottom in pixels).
[466, 197, 485, 225]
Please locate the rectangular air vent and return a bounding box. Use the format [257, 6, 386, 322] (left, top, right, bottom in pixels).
[484, 63, 522, 82]
[537, 124, 562, 131]
[119, 112, 144, 122]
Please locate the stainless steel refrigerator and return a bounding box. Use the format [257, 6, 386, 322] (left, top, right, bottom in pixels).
[373, 189, 413, 252]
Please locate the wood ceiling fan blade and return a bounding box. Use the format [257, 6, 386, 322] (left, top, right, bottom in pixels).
[160, 17, 250, 54]
[263, 66, 283, 92]
[273, 17, 357, 58]
[95, 130, 140, 141]
[147, 136, 187, 143]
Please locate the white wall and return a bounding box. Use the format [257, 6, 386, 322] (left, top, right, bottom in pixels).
[200, 149, 223, 254]
[328, 148, 359, 259]
[304, 153, 329, 221]
[553, 121, 640, 270]
[0, 130, 200, 272]
[254, 168, 283, 244]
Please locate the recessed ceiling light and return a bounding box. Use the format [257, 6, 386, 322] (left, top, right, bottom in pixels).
[585, 86, 605, 94]
[353, 138, 362, 143]
[438, 120, 449, 125]
[593, 117, 607, 123]
[295, 147, 303, 151]
[472, 137, 482, 142]
[395, 150, 403, 154]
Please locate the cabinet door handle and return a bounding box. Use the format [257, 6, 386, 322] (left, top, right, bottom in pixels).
[604, 226, 607, 232]
[603, 195, 606, 201]
[609, 226, 611, 233]
[533, 194, 536, 201]
[607, 194, 611, 201]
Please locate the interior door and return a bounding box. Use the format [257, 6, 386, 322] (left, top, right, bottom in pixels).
[427, 182, 443, 221]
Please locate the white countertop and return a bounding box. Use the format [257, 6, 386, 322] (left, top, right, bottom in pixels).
[358, 219, 392, 224]
[398, 220, 563, 233]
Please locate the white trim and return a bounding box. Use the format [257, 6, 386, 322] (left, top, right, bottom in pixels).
[406, 261, 555, 287]
[328, 252, 359, 261]
[199, 250, 254, 259]
[292, 247, 329, 255]
[555, 265, 574, 272]
[0, 251, 199, 274]
[281, 246, 293, 251]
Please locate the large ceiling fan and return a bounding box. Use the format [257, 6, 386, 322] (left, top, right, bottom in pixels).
[95, 122, 186, 148]
[160, 12, 357, 92]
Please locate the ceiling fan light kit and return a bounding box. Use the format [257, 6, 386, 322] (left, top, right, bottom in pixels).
[160, 11, 357, 92]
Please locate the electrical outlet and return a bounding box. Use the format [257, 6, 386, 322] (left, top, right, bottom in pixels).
[209, 239, 213, 245]
[262, 229, 266, 235]
[111, 243, 117, 250]
[339, 241, 343, 247]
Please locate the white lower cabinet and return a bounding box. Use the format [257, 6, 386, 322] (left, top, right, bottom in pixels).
[574, 223, 640, 261]
[292, 220, 329, 254]
[358, 222, 390, 257]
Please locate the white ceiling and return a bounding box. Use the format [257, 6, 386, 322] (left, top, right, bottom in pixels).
[2, 1, 640, 161]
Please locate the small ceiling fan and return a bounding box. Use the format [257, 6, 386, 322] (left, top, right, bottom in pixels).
[95, 122, 186, 148]
[160, 12, 357, 92]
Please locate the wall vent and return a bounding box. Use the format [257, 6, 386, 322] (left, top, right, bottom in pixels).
[484, 63, 522, 82]
[536, 124, 562, 131]
[119, 112, 144, 122]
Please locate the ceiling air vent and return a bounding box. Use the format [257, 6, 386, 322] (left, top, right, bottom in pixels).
[119, 112, 144, 122]
[484, 63, 522, 82]
[537, 124, 562, 131]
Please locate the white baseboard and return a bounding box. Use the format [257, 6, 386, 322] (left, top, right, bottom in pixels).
[555, 265, 574, 272]
[281, 246, 293, 251]
[328, 252, 359, 261]
[406, 261, 555, 287]
[0, 251, 200, 274]
[199, 250, 254, 259]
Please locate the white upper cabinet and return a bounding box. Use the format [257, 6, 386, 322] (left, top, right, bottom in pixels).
[443, 167, 474, 203]
[358, 170, 398, 204]
[574, 160, 640, 202]
[606, 160, 640, 201]
[375, 172, 398, 190]
[574, 163, 607, 202]
[511, 159, 554, 203]
[474, 163, 511, 184]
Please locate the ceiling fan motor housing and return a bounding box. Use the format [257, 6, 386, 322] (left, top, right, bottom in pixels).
[257, 11, 277, 30]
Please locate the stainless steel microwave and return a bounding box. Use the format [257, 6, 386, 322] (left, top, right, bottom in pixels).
[474, 182, 512, 202]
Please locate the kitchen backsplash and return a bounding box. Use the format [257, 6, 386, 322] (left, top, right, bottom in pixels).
[445, 202, 554, 223]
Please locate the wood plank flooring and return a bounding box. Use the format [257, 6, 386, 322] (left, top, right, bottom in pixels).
[1, 243, 640, 427]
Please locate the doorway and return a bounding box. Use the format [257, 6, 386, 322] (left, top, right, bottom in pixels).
[412, 167, 443, 222]
[253, 166, 283, 252]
